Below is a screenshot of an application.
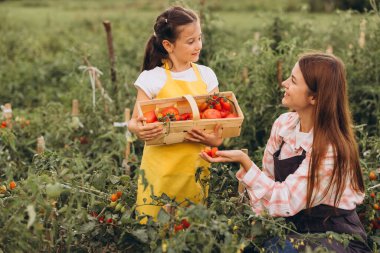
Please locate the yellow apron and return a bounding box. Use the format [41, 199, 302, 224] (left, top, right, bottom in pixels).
[136, 63, 210, 220]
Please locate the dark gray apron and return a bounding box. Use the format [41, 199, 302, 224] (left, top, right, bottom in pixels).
[273, 141, 371, 252]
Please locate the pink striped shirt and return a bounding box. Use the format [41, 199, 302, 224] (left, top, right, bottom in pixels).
[236, 112, 364, 217]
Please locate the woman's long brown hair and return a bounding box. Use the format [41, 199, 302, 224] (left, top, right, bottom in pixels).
[298, 53, 365, 209]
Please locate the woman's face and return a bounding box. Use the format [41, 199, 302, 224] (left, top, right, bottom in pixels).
[165, 21, 202, 68]
[281, 62, 315, 112]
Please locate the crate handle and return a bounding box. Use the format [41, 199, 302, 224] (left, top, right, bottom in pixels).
[183, 94, 200, 121]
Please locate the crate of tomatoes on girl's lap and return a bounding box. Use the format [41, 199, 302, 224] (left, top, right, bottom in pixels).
[137, 91, 244, 146]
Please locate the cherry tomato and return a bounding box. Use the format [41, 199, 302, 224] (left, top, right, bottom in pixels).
[220, 98, 232, 112]
[369, 171, 377, 181]
[110, 193, 118, 202]
[174, 224, 184, 232]
[9, 181, 16, 190]
[181, 219, 191, 229]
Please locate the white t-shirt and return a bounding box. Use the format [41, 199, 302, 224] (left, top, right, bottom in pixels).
[134, 64, 218, 99]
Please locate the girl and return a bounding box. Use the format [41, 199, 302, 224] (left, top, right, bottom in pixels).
[128, 6, 223, 221]
[200, 53, 371, 252]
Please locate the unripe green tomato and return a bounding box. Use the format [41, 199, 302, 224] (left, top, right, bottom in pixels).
[109, 201, 117, 208]
[46, 183, 63, 198]
[115, 203, 122, 212]
[120, 206, 126, 213]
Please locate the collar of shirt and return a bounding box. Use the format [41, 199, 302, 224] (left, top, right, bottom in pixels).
[278, 112, 313, 153]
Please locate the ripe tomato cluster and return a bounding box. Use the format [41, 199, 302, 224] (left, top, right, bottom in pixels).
[174, 218, 191, 232]
[204, 147, 219, 158]
[198, 94, 238, 119]
[91, 191, 127, 224]
[143, 106, 193, 123]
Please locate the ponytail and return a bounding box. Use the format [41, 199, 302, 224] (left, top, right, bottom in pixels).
[141, 6, 198, 71]
[142, 35, 168, 71]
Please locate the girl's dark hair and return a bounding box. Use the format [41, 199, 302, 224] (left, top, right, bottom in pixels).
[142, 6, 198, 71]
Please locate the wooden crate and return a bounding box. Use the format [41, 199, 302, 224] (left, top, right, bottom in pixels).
[137, 91, 244, 146]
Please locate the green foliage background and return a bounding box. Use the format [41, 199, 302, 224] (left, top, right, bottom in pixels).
[0, 0, 380, 252]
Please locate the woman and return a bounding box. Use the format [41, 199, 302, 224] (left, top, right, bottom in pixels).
[200, 53, 371, 252]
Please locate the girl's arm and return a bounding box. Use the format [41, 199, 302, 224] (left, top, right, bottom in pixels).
[128, 88, 163, 141]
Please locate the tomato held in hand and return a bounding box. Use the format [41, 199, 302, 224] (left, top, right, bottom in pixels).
[143, 111, 157, 123]
[203, 109, 221, 119]
[204, 147, 219, 158]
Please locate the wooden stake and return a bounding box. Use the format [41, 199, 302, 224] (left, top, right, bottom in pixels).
[242, 67, 249, 84]
[72, 99, 79, 117]
[238, 149, 248, 196]
[3, 103, 12, 129]
[276, 60, 283, 89]
[124, 108, 131, 161]
[326, 44, 333, 54]
[37, 136, 45, 154]
[103, 20, 117, 84]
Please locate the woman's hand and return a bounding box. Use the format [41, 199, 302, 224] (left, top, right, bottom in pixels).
[185, 124, 223, 146]
[199, 149, 253, 172]
[128, 116, 164, 141]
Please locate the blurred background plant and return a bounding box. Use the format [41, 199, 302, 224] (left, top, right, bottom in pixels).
[0, 0, 379, 251]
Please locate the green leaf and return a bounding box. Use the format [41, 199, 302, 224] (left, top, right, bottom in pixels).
[157, 208, 170, 223]
[132, 229, 149, 243]
[79, 221, 96, 234]
[109, 175, 120, 184]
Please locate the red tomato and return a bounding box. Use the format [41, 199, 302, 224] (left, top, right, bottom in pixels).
[203, 109, 221, 119]
[9, 181, 16, 190]
[180, 113, 192, 120]
[181, 219, 191, 229]
[214, 103, 222, 111]
[1, 121, 6, 128]
[204, 147, 218, 158]
[116, 191, 122, 198]
[371, 192, 376, 198]
[110, 194, 118, 202]
[210, 147, 218, 158]
[370, 171, 377, 181]
[161, 106, 179, 117]
[220, 98, 232, 112]
[143, 111, 157, 123]
[220, 110, 230, 118]
[174, 224, 184, 232]
[225, 113, 238, 118]
[198, 102, 208, 112]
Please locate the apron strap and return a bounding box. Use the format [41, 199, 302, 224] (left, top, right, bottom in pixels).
[191, 63, 203, 82]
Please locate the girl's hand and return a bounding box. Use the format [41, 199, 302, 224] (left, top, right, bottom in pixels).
[185, 124, 223, 146]
[199, 149, 253, 172]
[130, 115, 164, 141]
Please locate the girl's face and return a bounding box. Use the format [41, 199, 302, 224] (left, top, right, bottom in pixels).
[281, 62, 315, 112]
[164, 21, 202, 69]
